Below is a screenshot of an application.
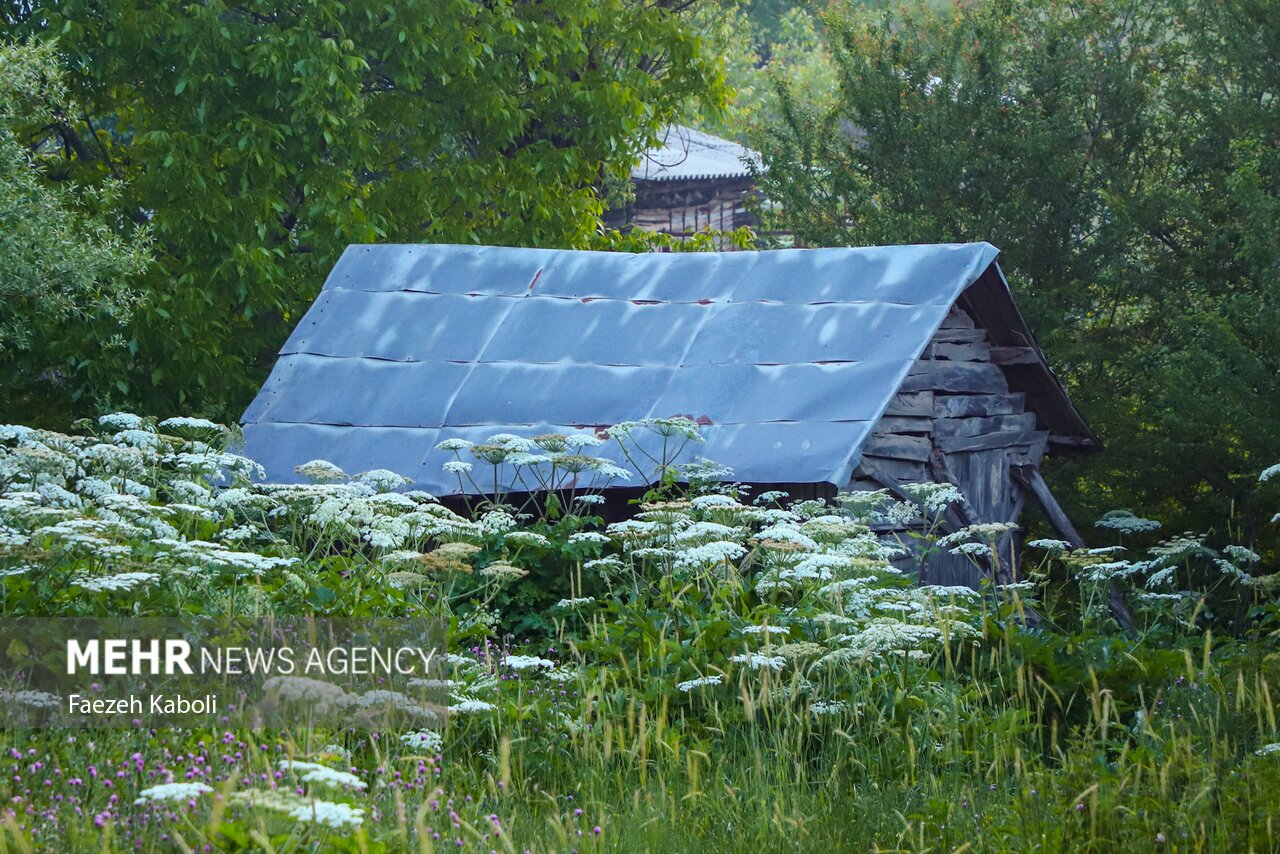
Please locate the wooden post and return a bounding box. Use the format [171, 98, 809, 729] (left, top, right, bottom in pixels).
[928, 448, 1018, 590]
[1011, 463, 1134, 632]
[1010, 465, 1085, 546]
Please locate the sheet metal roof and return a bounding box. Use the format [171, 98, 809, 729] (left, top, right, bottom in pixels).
[632, 125, 759, 182]
[242, 242, 1008, 494]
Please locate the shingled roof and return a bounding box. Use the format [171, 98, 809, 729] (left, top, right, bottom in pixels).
[241, 243, 1096, 494]
[632, 125, 759, 182]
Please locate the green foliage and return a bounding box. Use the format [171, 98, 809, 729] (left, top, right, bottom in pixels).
[0, 40, 150, 425]
[4, 1, 726, 422]
[686, 2, 838, 139]
[755, 0, 1280, 544]
[3, 415, 1280, 849]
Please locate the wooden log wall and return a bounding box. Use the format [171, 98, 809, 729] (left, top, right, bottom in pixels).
[852, 307, 1051, 587]
[602, 178, 759, 250]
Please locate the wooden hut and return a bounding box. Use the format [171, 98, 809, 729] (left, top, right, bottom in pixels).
[602, 125, 760, 248]
[241, 242, 1099, 586]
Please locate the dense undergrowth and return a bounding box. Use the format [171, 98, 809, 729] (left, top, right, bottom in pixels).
[1, 415, 1279, 852]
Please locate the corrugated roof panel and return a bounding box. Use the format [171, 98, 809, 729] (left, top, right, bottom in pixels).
[242, 242, 1015, 492]
[680, 302, 949, 366]
[535, 249, 725, 301]
[724, 242, 997, 305]
[649, 362, 903, 425]
[280, 290, 516, 363]
[443, 363, 672, 427]
[246, 356, 471, 428]
[696, 421, 876, 484]
[243, 422, 442, 484]
[449, 242, 995, 304]
[327, 244, 547, 295]
[244, 419, 876, 495]
[475, 299, 714, 366]
[427, 423, 633, 493]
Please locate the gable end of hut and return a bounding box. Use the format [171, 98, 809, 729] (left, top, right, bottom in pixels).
[850, 267, 1098, 587]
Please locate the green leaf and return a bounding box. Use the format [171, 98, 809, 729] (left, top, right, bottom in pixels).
[2, 1, 727, 426]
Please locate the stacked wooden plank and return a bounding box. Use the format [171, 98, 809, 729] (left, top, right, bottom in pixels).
[858, 309, 1047, 488]
[852, 307, 1053, 585]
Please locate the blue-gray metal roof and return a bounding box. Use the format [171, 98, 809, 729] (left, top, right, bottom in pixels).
[241, 242, 1003, 494]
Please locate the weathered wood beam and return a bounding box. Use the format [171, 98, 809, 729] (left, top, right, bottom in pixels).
[933, 393, 1026, 418]
[872, 415, 933, 435]
[863, 433, 933, 462]
[933, 412, 1038, 439]
[855, 455, 926, 484]
[1023, 436, 1050, 468]
[1009, 465, 1084, 546]
[884, 391, 934, 417]
[937, 429, 1048, 454]
[931, 328, 987, 343]
[932, 341, 992, 362]
[848, 477, 887, 494]
[939, 309, 976, 329]
[990, 345, 1039, 365]
[1047, 435, 1097, 447]
[994, 477, 1028, 567]
[917, 449, 1008, 588]
[929, 448, 1045, 625]
[1010, 463, 1134, 632]
[900, 361, 1009, 394]
[926, 449, 978, 528]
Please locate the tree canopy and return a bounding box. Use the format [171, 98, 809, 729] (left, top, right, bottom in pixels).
[754, 0, 1280, 539]
[4, 0, 724, 422]
[683, 3, 837, 140]
[0, 39, 150, 419]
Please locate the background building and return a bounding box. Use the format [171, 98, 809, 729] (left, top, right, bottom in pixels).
[604, 125, 761, 248]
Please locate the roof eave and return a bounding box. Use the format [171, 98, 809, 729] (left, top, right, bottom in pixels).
[631, 171, 755, 184]
[957, 262, 1102, 453]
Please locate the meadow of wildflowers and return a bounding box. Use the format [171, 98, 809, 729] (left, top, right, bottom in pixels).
[1, 414, 1280, 851]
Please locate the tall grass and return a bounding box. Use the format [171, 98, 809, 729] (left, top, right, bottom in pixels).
[1, 416, 1278, 851]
